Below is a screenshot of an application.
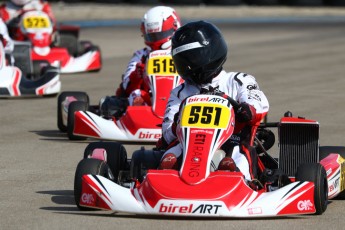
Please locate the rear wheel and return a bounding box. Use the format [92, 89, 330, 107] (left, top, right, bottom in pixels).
[296, 163, 328, 215]
[84, 142, 128, 183]
[59, 34, 79, 56]
[67, 101, 88, 140]
[57, 91, 89, 132]
[74, 158, 112, 210]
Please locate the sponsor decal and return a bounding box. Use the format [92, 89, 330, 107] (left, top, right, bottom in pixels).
[248, 207, 262, 215]
[297, 200, 313, 211]
[138, 131, 161, 139]
[81, 193, 94, 205]
[189, 134, 206, 177]
[159, 203, 222, 214]
[329, 178, 340, 193]
[187, 96, 210, 103]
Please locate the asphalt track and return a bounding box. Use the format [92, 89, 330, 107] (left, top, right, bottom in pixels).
[1, 5, 345, 230]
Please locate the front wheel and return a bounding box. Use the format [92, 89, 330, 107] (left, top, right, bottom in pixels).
[74, 158, 112, 210]
[84, 142, 128, 183]
[295, 163, 328, 215]
[67, 101, 88, 140]
[57, 91, 89, 132]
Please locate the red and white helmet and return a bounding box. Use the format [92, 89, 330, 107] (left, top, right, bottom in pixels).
[141, 6, 181, 51]
[11, 0, 31, 6]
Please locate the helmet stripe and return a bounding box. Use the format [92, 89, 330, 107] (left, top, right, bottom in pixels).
[172, 42, 203, 56]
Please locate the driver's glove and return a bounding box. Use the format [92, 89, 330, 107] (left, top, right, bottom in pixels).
[236, 102, 256, 123]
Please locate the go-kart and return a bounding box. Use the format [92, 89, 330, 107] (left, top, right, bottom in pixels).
[73, 93, 345, 217]
[57, 49, 183, 142]
[0, 39, 61, 97]
[8, 10, 101, 75]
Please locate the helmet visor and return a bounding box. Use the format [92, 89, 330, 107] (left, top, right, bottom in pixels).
[144, 28, 175, 43]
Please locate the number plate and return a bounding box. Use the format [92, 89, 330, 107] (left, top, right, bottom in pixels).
[22, 15, 51, 29]
[146, 56, 176, 75]
[180, 103, 231, 129]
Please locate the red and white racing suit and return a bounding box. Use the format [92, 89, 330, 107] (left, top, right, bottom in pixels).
[116, 47, 151, 106]
[162, 70, 269, 180]
[0, 0, 55, 24]
[0, 18, 14, 54]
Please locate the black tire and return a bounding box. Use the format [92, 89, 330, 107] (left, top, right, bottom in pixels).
[57, 91, 89, 132]
[295, 163, 328, 215]
[84, 142, 128, 183]
[74, 158, 111, 210]
[67, 101, 89, 140]
[319, 146, 345, 161]
[59, 34, 79, 56]
[130, 148, 164, 182]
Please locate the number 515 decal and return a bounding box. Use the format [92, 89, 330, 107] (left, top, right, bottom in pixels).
[147, 56, 176, 75]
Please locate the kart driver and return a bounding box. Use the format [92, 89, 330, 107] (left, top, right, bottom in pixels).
[0, 0, 56, 40]
[157, 21, 269, 182]
[0, 17, 14, 64]
[0, 0, 55, 24]
[115, 6, 181, 106]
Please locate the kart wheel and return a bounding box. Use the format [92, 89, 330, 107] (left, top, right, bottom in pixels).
[57, 91, 89, 132]
[74, 158, 112, 210]
[59, 34, 78, 56]
[130, 148, 164, 182]
[296, 163, 328, 215]
[67, 101, 88, 140]
[84, 142, 128, 183]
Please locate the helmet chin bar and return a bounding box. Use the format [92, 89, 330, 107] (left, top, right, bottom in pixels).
[160, 40, 171, 50]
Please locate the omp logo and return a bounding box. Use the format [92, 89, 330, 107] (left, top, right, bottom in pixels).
[81, 193, 94, 205]
[297, 200, 313, 211]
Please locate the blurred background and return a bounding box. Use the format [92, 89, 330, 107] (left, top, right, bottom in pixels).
[47, 0, 345, 7]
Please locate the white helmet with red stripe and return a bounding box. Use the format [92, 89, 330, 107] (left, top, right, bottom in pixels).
[11, 0, 31, 6]
[141, 6, 181, 51]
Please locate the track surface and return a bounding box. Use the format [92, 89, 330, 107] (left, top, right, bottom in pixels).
[1, 21, 345, 229]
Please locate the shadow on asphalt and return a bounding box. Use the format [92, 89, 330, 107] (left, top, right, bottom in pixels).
[36, 190, 304, 220]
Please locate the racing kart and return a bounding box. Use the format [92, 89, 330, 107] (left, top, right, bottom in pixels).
[0, 39, 61, 97]
[8, 10, 101, 75]
[57, 49, 183, 142]
[73, 94, 345, 217]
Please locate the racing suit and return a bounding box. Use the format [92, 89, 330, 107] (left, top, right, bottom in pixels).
[0, 18, 14, 54]
[161, 71, 269, 180]
[116, 47, 151, 106]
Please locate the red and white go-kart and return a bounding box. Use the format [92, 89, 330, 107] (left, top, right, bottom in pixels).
[73, 93, 345, 217]
[9, 10, 101, 75]
[57, 49, 183, 142]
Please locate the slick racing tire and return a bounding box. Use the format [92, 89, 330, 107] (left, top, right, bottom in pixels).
[296, 163, 328, 215]
[130, 148, 164, 182]
[57, 91, 89, 132]
[84, 142, 128, 183]
[59, 34, 79, 56]
[67, 101, 88, 140]
[74, 158, 112, 211]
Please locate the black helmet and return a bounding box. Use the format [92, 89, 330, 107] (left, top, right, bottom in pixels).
[171, 21, 228, 85]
